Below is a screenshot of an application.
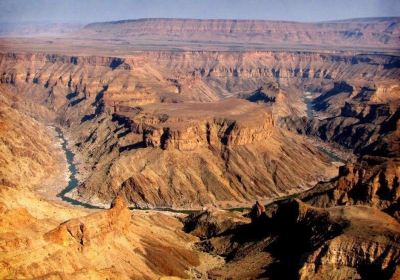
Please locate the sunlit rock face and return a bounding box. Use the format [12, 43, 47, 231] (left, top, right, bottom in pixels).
[0, 47, 398, 207]
[0, 15, 399, 280]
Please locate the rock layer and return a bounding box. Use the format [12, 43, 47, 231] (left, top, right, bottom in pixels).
[1, 51, 364, 207]
[184, 199, 400, 279]
[1, 16, 400, 280]
[81, 17, 400, 50]
[0, 93, 210, 279]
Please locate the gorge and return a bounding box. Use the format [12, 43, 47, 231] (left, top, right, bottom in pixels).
[0, 16, 399, 279]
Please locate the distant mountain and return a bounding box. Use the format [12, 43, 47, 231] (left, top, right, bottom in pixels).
[81, 17, 400, 50]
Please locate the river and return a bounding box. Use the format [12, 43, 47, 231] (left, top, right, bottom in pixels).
[302, 91, 348, 164]
[53, 92, 344, 212]
[55, 128, 101, 209]
[55, 127, 203, 212]
[304, 91, 314, 119]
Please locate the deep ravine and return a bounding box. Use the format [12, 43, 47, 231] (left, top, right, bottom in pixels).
[55, 127, 102, 209]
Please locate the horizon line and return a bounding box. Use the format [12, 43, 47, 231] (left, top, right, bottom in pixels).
[1, 16, 399, 26]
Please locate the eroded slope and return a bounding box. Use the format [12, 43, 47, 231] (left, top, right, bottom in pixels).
[0, 93, 216, 279]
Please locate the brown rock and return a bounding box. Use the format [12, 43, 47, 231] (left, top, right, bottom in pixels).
[110, 192, 128, 210]
[45, 195, 132, 247]
[249, 201, 266, 223]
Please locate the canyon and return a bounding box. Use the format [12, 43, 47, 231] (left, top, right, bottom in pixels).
[0, 17, 399, 279]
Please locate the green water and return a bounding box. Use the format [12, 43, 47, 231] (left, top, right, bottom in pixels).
[55, 127, 102, 209]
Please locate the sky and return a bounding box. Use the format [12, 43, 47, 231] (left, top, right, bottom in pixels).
[0, 0, 399, 23]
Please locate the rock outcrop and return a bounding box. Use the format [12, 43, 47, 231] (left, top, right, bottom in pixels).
[184, 199, 400, 279]
[0, 193, 204, 279]
[1, 15, 399, 280]
[282, 81, 399, 155]
[184, 209, 249, 240]
[1, 48, 398, 207]
[117, 99, 275, 151]
[0, 93, 208, 279]
[44, 194, 131, 247]
[297, 203, 400, 280]
[295, 156, 400, 222]
[0, 88, 60, 189]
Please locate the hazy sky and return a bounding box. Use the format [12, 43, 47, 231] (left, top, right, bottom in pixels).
[0, 0, 399, 23]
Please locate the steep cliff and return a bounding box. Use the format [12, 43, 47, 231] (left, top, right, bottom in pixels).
[0, 49, 397, 208]
[73, 98, 335, 208]
[0, 87, 60, 189]
[4, 51, 376, 207]
[184, 199, 400, 279]
[1, 15, 400, 279]
[0, 192, 209, 279]
[1, 51, 398, 106]
[0, 91, 215, 279]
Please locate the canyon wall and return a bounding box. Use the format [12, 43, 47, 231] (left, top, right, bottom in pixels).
[1, 16, 399, 279]
[1, 51, 398, 111]
[0, 50, 398, 208]
[183, 199, 400, 279]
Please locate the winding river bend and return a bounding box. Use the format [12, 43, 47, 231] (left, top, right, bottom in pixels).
[53, 92, 345, 211]
[55, 128, 101, 209]
[54, 127, 199, 212]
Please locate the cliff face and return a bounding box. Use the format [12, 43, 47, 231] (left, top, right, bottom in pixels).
[0, 49, 397, 208]
[0, 191, 206, 279]
[4, 51, 373, 207]
[1, 15, 400, 279]
[183, 199, 400, 279]
[141, 117, 274, 151]
[0, 87, 61, 189]
[1, 51, 398, 121]
[119, 99, 274, 151]
[0, 92, 208, 279]
[82, 17, 400, 50]
[2, 52, 399, 103]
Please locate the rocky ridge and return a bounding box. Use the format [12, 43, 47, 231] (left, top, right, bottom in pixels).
[1, 50, 370, 207]
[183, 199, 400, 279]
[0, 98, 215, 278]
[0, 16, 399, 279]
[82, 17, 400, 50]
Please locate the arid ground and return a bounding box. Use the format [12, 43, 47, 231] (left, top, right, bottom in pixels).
[0, 17, 399, 279]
